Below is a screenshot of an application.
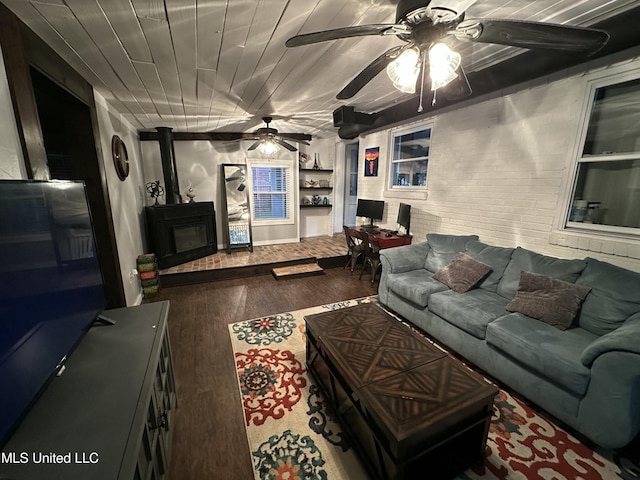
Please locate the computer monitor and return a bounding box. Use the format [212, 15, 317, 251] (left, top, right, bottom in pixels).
[397, 203, 411, 234]
[356, 199, 384, 229]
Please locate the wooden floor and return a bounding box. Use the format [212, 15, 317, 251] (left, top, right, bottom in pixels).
[147, 267, 377, 479]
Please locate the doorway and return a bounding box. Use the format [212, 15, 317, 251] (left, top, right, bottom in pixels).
[343, 142, 359, 226]
[30, 68, 125, 308]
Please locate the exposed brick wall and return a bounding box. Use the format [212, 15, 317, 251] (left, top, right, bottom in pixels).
[355, 69, 640, 272]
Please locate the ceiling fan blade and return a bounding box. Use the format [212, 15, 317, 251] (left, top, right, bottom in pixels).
[454, 19, 609, 55]
[278, 136, 311, 146]
[247, 141, 261, 151]
[337, 45, 405, 100]
[442, 65, 472, 100]
[275, 139, 298, 152]
[286, 24, 397, 48]
[277, 132, 312, 142]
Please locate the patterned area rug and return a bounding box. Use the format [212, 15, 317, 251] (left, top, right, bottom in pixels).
[229, 297, 638, 480]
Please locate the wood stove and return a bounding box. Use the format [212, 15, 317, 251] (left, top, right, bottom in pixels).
[145, 202, 217, 269]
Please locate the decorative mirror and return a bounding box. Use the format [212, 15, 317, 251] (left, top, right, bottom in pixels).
[221, 164, 253, 253]
[111, 135, 129, 181]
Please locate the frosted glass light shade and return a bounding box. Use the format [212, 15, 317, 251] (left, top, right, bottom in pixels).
[258, 139, 280, 155]
[429, 43, 461, 91]
[386, 47, 421, 94]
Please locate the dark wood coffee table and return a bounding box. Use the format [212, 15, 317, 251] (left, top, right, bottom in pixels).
[305, 303, 498, 480]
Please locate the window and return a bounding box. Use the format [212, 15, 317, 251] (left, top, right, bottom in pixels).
[250, 161, 293, 225]
[566, 73, 640, 235]
[390, 124, 431, 189]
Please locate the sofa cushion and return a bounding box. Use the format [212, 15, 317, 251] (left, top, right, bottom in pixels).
[576, 258, 640, 336]
[428, 289, 510, 339]
[424, 234, 479, 273]
[486, 313, 596, 396]
[465, 240, 514, 292]
[387, 270, 449, 308]
[506, 271, 592, 330]
[433, 252, 492, 293]
[496, 247, 587, 300]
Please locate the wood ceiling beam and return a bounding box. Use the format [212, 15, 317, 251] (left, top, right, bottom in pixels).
[139, 131, 312, 142]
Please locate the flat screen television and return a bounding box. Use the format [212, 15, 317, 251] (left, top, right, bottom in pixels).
[356, 198, 384, 229]
[397, 203, 411, 234]
[0, 180, 106, 447]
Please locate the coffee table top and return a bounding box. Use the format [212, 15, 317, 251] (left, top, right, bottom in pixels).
[305, 303, 446, 389]
[305, 303, 498, 448]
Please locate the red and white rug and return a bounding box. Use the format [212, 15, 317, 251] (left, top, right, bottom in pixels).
[229, 296, 637, 479]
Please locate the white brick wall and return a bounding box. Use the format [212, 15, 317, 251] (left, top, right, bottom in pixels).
[356, 63, 640, 273]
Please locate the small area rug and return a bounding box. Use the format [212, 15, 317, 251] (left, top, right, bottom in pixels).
[229, 296, 636, 480]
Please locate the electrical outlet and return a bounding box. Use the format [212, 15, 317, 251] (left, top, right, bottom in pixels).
[129, 269, 138, 283]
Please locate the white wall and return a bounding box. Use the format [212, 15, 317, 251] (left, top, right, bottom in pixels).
[356, 58, 640, 272]
[0, 43, 26, 179]
[94, 92, 146, 306]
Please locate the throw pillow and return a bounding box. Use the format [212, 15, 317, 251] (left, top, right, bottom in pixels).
[433, 252, 492, 294]
[506, 271, 592, 330]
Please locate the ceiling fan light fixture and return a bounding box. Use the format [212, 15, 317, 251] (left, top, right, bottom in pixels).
[258, 138, 280, 155]
[429, 42, 461, 90]
[386, 47, 421, 94]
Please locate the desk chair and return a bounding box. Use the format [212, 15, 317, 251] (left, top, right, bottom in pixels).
[343, 225, 363, 274]
[359, 231, 382, 284]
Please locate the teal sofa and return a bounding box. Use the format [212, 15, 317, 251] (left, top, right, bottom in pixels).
[379, 233, 640, 450]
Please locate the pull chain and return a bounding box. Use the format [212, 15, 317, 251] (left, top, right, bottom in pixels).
[418, 50, 426, 113]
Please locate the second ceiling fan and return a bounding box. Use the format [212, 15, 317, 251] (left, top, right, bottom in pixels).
[209, 117, 311, 153]
[285, 0, 610, 102]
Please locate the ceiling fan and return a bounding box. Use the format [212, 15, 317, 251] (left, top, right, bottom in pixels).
[207, 117, 311, 153]
[285, 0, 610, 105]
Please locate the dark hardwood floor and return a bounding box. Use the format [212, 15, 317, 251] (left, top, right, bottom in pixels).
[148, 267, 377, 479]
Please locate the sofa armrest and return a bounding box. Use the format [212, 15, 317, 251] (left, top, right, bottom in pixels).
[581, 312, 640, 366]
[380, 241, 430, 274]
[577, 350, 640, 449]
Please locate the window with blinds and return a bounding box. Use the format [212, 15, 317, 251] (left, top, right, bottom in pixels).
[250, 162, 293, 224]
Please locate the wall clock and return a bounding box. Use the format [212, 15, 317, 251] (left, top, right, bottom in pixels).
[111, 135, 129, 181]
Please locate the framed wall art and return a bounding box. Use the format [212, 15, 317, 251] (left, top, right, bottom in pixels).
[364, 147, 379, 177]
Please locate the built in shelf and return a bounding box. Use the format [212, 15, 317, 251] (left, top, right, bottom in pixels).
[300, 168, 333, 173]
[300, 204, 333, 208]
[300, 187, 333, 191]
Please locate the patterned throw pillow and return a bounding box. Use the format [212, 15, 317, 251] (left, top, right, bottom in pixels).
[433, 252, 492, 294]
[506, 271, 592, 330]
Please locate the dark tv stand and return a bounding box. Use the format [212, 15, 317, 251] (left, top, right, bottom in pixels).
[1, 301, 176, 480]
[93, 313, 116, 326]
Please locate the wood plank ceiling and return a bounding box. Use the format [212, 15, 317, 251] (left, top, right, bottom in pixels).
[1, 0, 638, 138]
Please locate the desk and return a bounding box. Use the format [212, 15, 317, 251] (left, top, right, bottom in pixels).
[350, 226, 413, 249]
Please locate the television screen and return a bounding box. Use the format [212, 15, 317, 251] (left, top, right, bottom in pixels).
[356, 199, 384, 223]
[397, 203, 411, 232]
[0, 180, 105, 446]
